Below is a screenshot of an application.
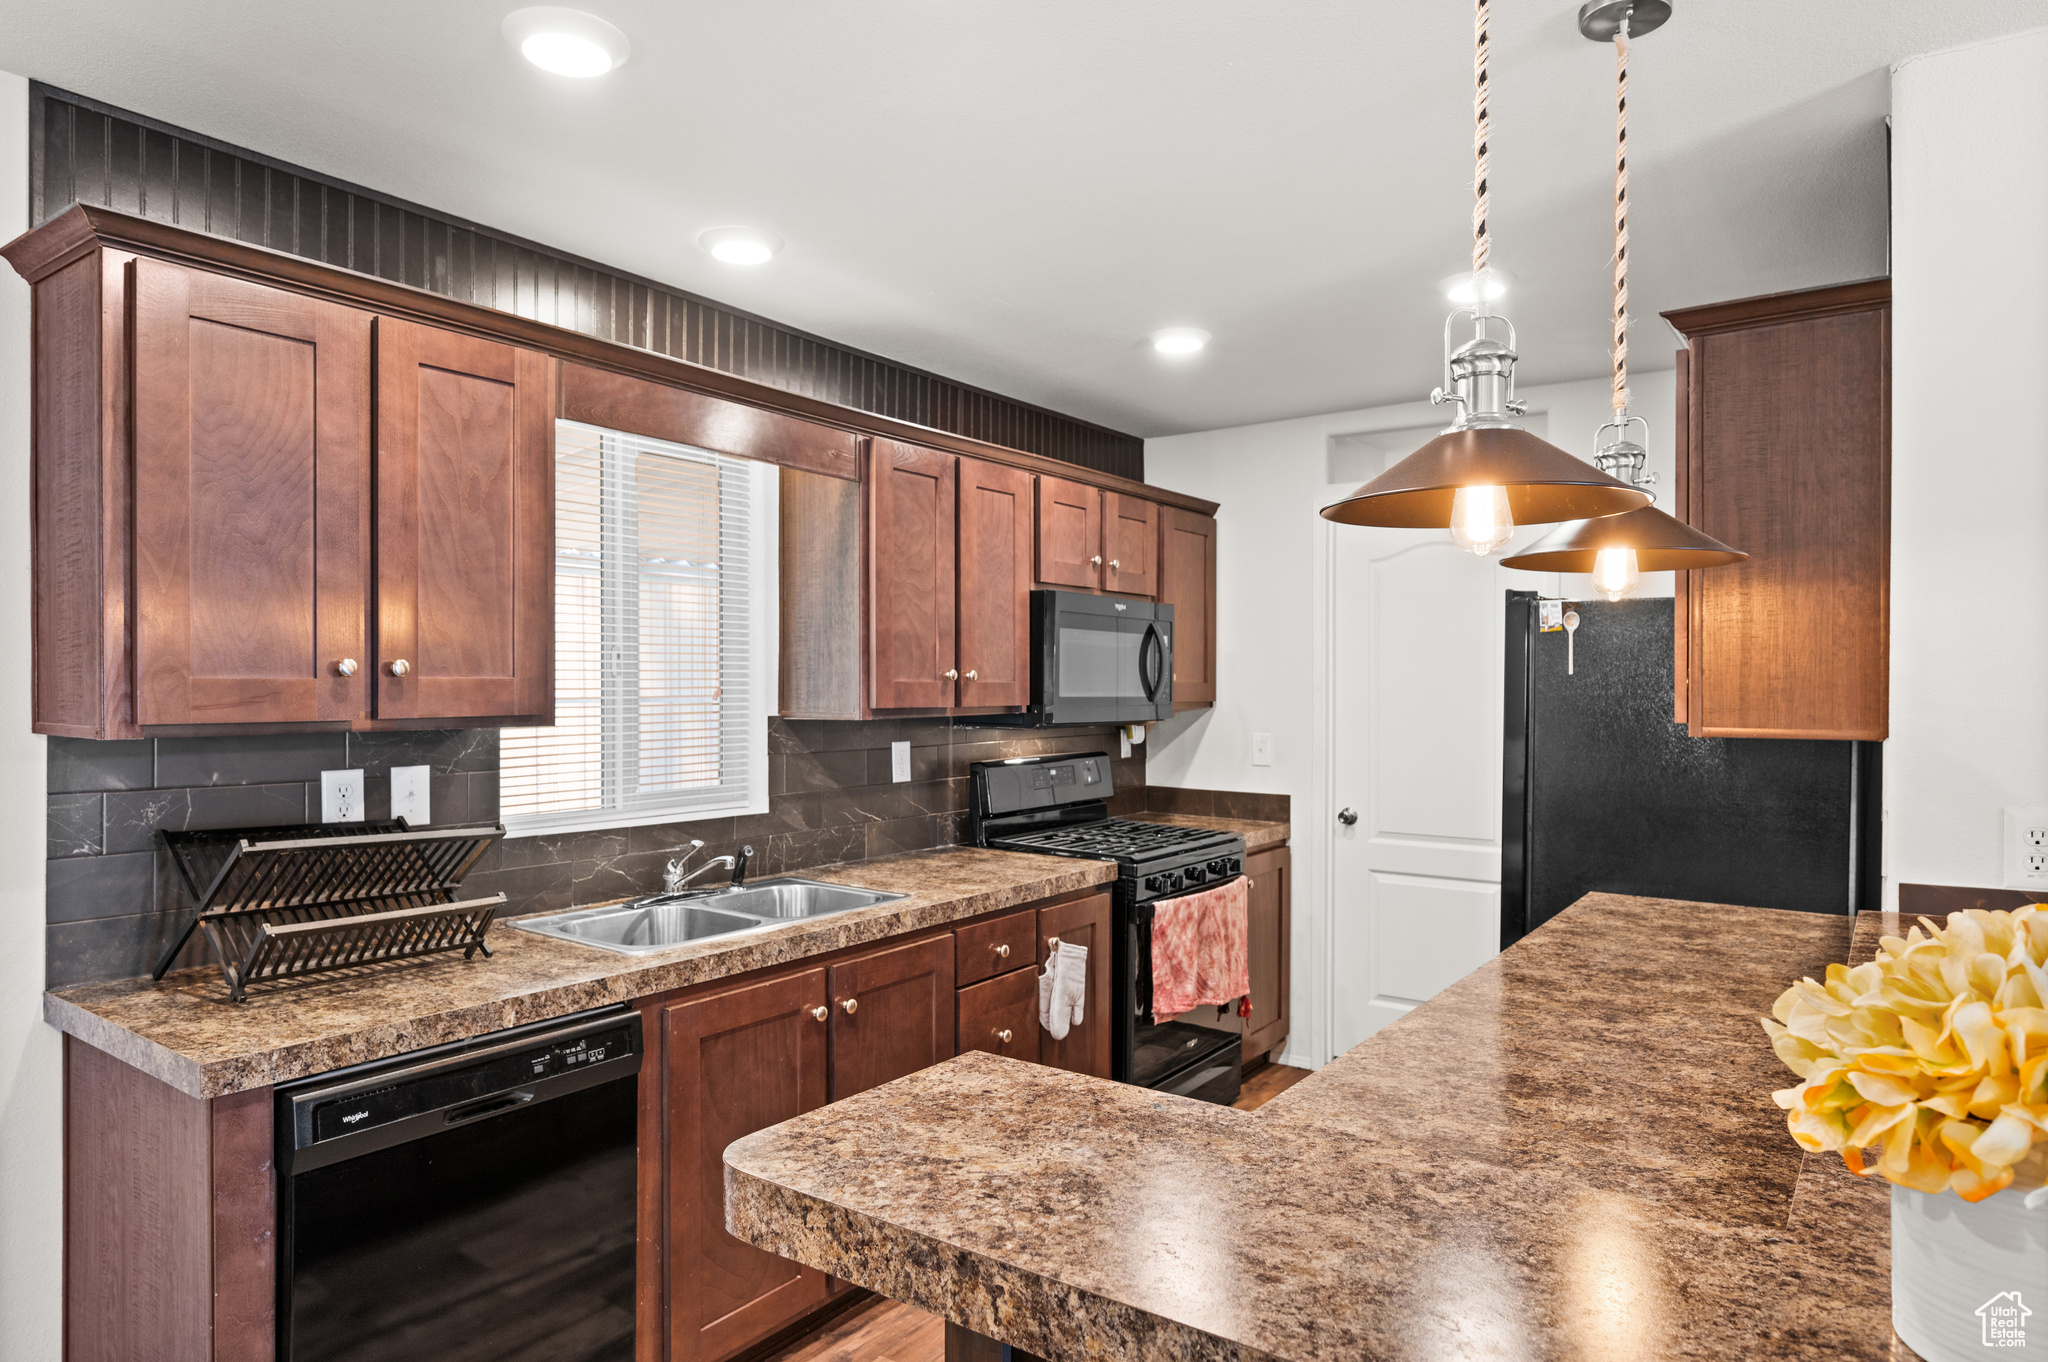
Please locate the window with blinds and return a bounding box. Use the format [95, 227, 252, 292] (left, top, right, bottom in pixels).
[501, 421, 775, 833]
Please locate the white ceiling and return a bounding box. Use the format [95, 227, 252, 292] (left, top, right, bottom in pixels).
[2, 2, 2040, 438]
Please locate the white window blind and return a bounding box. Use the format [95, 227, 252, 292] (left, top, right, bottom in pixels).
[501, 420, 774, 834]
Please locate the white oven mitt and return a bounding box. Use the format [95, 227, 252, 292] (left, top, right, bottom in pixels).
[1038, 940, 1089, 1040]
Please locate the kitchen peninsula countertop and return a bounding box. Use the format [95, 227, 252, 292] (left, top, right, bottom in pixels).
[45, 846, 1117, 1099]
[726, 895, 1901, 1361]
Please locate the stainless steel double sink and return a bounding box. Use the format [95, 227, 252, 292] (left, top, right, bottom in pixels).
[511, 877, 908, 955]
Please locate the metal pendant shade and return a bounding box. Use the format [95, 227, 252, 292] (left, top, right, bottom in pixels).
[1320, 428, 1650, 528]
[1500, 504, 1746, 572]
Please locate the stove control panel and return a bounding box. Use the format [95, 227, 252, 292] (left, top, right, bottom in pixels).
[1141, 857, 1240, 898]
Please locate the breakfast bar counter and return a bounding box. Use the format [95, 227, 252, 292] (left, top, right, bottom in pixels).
[725, 894, 1905, 1361]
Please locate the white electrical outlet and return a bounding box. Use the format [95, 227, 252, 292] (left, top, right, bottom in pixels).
[2003, 807, 2048, 889]
[390, 765, 431, 827]
[321, 768, 365, 823]
[1251, 733, 1274, 767]
[890, 741, 911, 783]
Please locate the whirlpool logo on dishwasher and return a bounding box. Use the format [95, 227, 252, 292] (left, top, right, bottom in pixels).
[340, 1110, 369, 1125]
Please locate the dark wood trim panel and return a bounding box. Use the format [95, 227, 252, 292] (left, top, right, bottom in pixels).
[209, 1086, 276, 1362]
[1898, 883, 2048, 916]
[1664, 277, 1890, 339]
[4, 207, 1217, 515]
[1672, 345, 1690, 727]
[561, 362, 862, 481]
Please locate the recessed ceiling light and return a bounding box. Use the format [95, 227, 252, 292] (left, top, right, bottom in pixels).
[1439, 269, 1514, 305]
[1150, 327, 1211, 356]
[502, 7, 631, 78]
[697, 227, 784, 266]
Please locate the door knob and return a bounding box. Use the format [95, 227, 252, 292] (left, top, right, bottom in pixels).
[840, 997, 858, 1015]
[995, 1029, 1013, 1044]
[944, 668, 959, 681]
[1338, 807, 1359, 826]
[964, 669, 978, 681]
[387, 659, 411, 677]
[334, 658, 358, 677]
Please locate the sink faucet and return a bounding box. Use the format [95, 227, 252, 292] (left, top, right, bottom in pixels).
[662, 841, 706, 895]
[668, 845, 755, 893]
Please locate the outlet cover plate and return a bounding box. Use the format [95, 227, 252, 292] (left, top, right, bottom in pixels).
[321, 769, 365, 824]
[890, 741, 911, 783]
[2003, 807, 2048, 889]
[1252, 733, 1274, 767]
[391, 765, 431, 826]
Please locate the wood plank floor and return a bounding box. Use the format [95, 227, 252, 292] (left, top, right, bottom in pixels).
[760, 1062, 1318, 1362]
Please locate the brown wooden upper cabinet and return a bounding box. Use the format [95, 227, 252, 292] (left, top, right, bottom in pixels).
[10, 240, 554, 736]
[1035, 475, 1160, 597]
[869, 441, 1032, 712]
[1666, 280, 1889, 740]
[1157, 508, 1218, 708]
[373, 318, 553, 724]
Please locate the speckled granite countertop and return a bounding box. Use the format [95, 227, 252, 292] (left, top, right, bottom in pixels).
[1132, 812, 1289, 853]
[727, 896, 1905, 1361]
[45, 847, 1116, 1099]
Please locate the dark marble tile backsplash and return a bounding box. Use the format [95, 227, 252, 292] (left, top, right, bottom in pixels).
[45, 718, 1142, 988]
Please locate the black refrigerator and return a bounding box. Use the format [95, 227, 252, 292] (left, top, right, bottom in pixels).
[1499, 593, 1882, 947]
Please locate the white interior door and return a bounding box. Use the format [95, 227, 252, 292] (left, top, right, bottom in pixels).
[1328, 526, 1526, 1052]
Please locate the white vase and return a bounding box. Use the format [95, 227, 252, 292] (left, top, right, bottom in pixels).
[1891, 1159, 2048, 1361]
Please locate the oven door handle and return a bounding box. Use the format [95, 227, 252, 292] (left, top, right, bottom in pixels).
[1139, 623, 1164, 701]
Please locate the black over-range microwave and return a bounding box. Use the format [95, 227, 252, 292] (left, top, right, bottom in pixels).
[969, 590, 1173, 728]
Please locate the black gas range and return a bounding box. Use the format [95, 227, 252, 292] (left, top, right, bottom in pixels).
[968, 752, 1245, 1104]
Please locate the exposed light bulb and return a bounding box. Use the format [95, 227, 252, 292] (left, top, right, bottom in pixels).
[1592, 546, 1640, 601]
[1448, 484, 1515, 555]
[1440, 269, 1514, 306]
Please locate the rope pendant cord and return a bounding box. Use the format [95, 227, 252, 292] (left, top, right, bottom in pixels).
[1612, 23, 1630, 416]
[1473, 0, 1490, 275]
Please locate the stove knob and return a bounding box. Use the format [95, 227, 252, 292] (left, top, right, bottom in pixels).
[1184, 865, 1207, 885]
[1166, 873, 1184, 891]
[1228, 857, 1242, 876]
[1144, 874, 1164, 893]
[1208, 859, 1228, 877]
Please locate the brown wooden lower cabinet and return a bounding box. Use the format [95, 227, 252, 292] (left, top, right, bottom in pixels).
[1036, 892, 1113, 1079]
[957, 967, 1039, 1060]
[827, 934, 958, 1100]
[1242, 847, 1292, 1063]
[658, 969, 832, 1362]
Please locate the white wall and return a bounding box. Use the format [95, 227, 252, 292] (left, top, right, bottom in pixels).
[0, 68, 59, 1362]
[1144, 369, 1676, 1068]
[1887, 27, 2048, 903]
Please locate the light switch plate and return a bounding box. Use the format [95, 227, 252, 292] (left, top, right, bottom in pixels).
[890, 741, 911, 783]
[1252, 733, 1274, 767]
[391, 765, 431, 827]
[321, 769, 365, 824]
[2003, 807, 2048, 889]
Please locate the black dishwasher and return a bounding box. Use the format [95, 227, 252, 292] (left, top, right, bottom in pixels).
[277, 1007, 641, 1362]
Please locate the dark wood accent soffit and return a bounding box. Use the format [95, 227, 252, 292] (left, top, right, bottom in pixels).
[1663, 277, 1891, 340]
[6, 205, 1213, 513]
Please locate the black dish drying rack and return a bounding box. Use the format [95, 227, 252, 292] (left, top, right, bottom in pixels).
[152, 820, 507, 1002]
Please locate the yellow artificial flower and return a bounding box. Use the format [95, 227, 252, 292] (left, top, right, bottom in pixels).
[1762, 905, 2048, 1202]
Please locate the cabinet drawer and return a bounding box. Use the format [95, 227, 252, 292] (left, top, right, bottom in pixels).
[954, 909, 1037, 986]
[957, 967, 1039, 1062]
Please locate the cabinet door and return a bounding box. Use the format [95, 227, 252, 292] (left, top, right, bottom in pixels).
[1036, 892, 1112, 1079]
[869, 440, 957, 709]
[956, 457, 1033, 709]
[1158, 508, 1217, 707]
[131, 260, 370, 727]
[827, 935, 956, 1100]
[374, 317, 553, 723]
[956, 967, 1038, 1061]
[663, 970, 831, 1362]
[1242, 848, 1291, 1063]
[1035, 474, 1102, 589]
[1101, 492, 1159, 597]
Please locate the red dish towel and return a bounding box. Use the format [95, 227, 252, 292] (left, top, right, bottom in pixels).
[1150, 877, 1250, 1019]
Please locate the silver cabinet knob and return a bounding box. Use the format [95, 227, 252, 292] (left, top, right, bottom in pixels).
[995, 1029, 1013, 1044]
[335, 658, 358, 677]
[964, 669, 978, 681]
[1338, 807, 1359, 826]
[994, 943, 1010, 960]
[840, 997, 858, 1015]
[1089, 555, 1102, 567]
[810, 1005, 828, 1022]
[387, 659, 411, 677]
[943, 668, 959, 680]
[1110, 559, 1120, 571]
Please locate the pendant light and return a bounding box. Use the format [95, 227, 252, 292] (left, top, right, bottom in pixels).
[1321, 0, 1650, 551]
[1502, 1, 1745, 594]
